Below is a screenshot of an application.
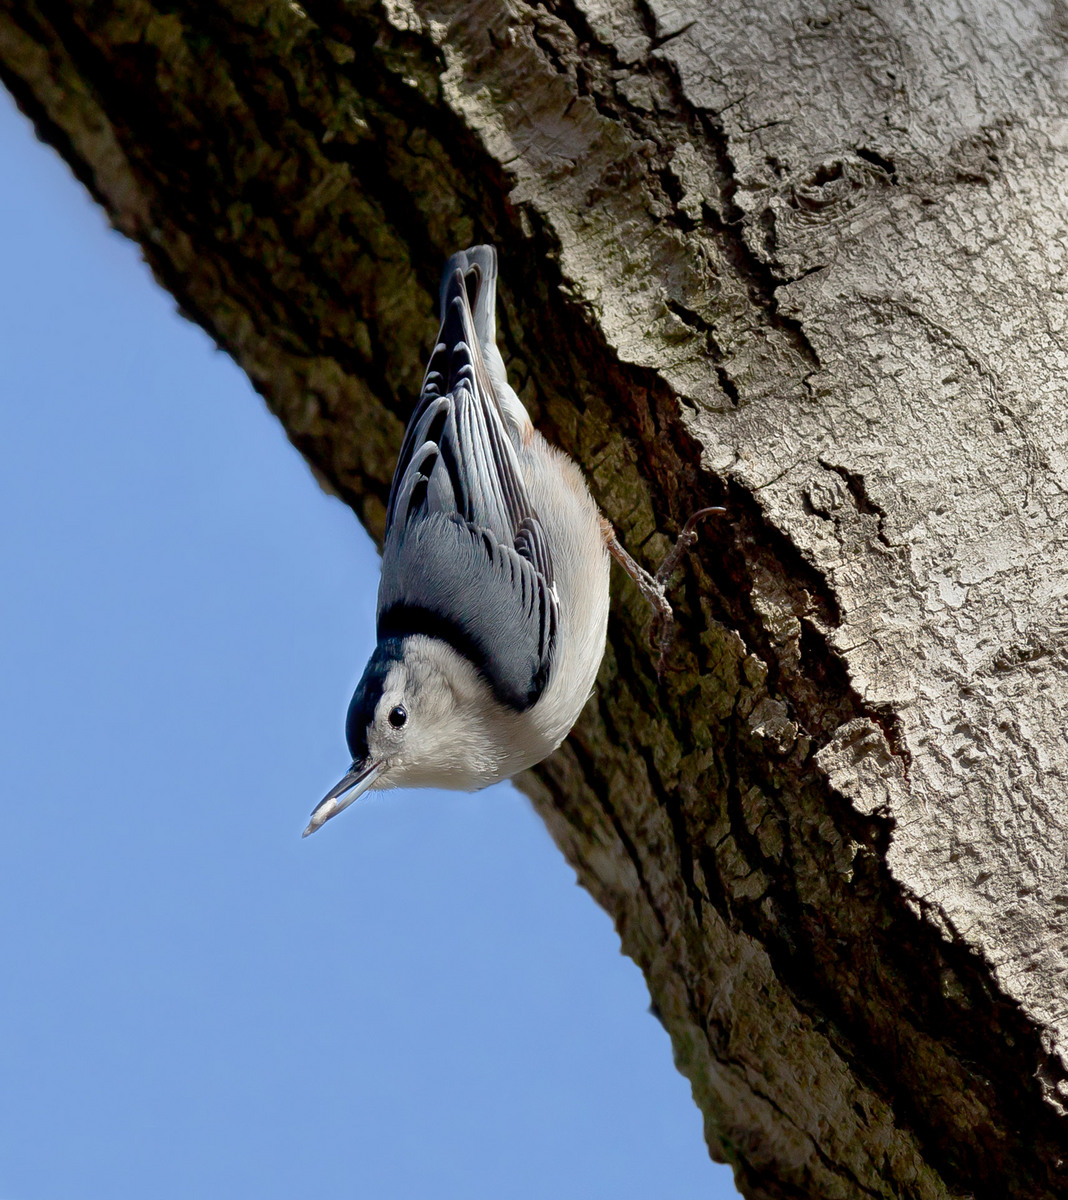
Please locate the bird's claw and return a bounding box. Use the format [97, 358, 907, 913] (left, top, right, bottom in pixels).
[654, 506, 725, 587]
[606, 506, 725, 674]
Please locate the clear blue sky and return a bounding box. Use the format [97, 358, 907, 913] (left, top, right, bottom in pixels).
[0, 90, 737, 1199]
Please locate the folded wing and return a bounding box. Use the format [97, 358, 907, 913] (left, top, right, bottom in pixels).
[377, 249, 557, 711]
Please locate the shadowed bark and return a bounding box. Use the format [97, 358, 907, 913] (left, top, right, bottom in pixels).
[4, 1, 1068, 1195]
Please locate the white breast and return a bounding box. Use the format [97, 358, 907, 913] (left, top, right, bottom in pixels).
[517, 431, 611, 764]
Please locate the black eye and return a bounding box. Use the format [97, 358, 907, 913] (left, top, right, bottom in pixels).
[388, 705, 408, 729]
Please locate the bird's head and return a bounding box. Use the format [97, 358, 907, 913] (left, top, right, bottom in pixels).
[303, 635, 517, 836]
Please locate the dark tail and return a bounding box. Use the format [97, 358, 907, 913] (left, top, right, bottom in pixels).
[439, 245, 498, 354]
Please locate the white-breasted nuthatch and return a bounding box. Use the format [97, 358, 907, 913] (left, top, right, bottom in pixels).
[305, 245, 719, 836]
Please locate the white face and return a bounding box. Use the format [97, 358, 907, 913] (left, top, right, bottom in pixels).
[362, 662, 416, 767]
[360, 647, 518, 792]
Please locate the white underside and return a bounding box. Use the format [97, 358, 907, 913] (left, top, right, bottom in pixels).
[516, 432, 611, 767]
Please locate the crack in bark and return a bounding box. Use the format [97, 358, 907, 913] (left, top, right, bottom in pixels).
[739, 1076, 891, 1200]
[818, 459, 894, 549]
[542, 0, 821, 376]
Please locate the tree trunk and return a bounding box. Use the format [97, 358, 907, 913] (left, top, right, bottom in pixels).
[5, 0, 1068, 1194]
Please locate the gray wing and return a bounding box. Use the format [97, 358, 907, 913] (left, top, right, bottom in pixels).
[377, 249, 557, 711]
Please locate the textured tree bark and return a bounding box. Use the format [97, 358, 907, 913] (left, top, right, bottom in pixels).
[5, 0, 1068, 1194]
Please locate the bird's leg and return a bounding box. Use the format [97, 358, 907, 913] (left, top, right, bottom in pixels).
[601, 507, 725, 671]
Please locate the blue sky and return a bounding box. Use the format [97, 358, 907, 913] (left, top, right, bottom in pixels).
[0, 90, 737, 1199]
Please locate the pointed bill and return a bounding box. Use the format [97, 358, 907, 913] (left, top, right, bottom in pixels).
[303, 761, 384, 837]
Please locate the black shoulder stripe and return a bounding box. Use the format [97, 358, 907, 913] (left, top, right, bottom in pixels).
[377, 600, 546, 711]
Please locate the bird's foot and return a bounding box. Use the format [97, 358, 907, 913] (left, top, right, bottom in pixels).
[602, 507, 725, 673]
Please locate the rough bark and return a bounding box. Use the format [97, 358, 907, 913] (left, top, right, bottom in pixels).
[4, 0, 1068, 1195]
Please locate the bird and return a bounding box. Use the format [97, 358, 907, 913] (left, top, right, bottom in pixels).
[304, 245, 720, 837]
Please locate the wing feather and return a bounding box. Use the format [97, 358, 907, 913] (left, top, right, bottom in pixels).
[378, 250, 557, 710]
